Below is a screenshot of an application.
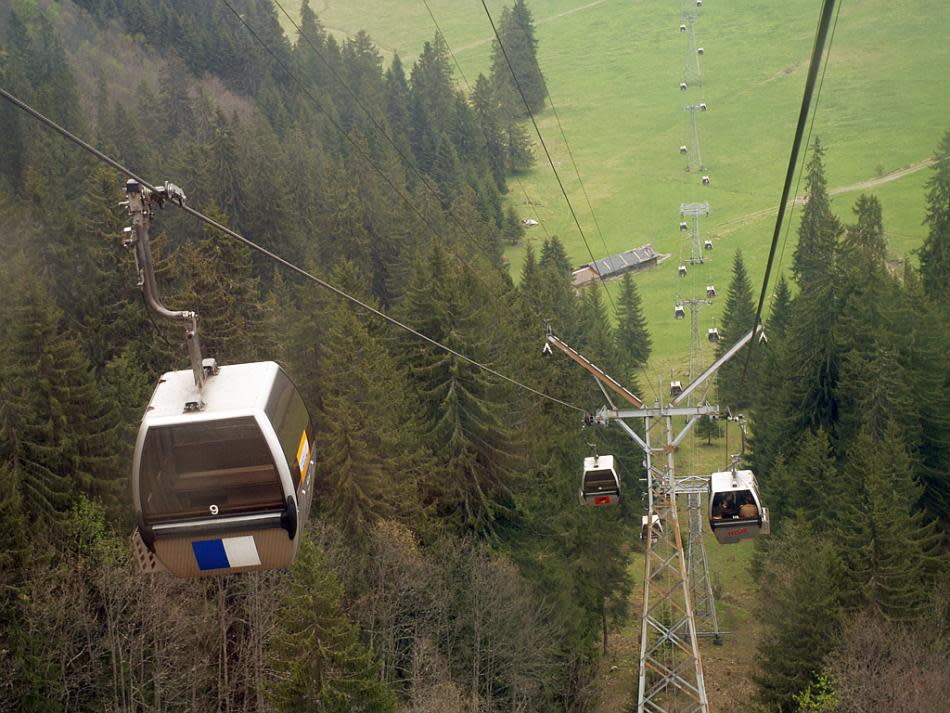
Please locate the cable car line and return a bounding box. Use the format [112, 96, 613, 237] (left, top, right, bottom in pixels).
[479, 0, 616, 311]
[763, 0, 843, 324]
[742, 0, 839, 379]
[540, 85, 612, 261]
[419, 0, 556, 245]
[224, 0, 547, 342]
[0, 85, 588, 416]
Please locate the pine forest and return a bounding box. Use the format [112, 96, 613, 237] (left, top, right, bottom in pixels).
[0, 1, 947, 712]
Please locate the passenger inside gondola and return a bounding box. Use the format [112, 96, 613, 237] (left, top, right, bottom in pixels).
[738, 492, 759, 519]
[711, 492, 738, 520]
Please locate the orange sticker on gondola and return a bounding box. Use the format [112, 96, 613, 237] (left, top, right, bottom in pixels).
[296, 432, 310, 484]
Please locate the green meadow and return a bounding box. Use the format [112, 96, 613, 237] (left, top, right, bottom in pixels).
[279, 0, 950, 380]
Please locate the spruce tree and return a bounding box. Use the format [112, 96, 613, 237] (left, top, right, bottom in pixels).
[398, 243, 519, 535]
[755, 523, 844, 712]
[489, 1, 547, 117]
[769, 274, 793, 338]
[577, 287, 621, 378]
[785, 140, 842, 436]
[918, 128, 950, 301]
[470, 73, 508, 191]
[539, 236, 572, 275]
[502, 205, 525, 244]
[174, 203, 274, 365]
[835, 425, 942, 620]
[785, 428, 839, 533]
[314, 263, 432, 536]
[841, 194, 886, 263]
[0, 254, 122, 531]
[695, 415, 721, 444]
[269, 537, 397, 712]
[615, 273, 652, 373]
[792, 138, 840, 293]
[716, 249, 756, 408]
[383, 53, 415, 168]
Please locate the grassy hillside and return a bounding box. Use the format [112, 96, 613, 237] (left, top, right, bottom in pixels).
[277, 0, 949, 381]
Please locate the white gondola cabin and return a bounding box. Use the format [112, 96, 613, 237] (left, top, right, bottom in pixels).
[670, 380, 683, 396]
[580, 455, 620, 506]
[706, 284, 716, 297]
[680, 82, 688, 91]
[699, 102, 707, 111]
[132, 362, 316, 577]
[708, 327, 721, 342]
[678, 264, 688, 277]
[702, 175, 710, 185]
[708, 470, 770, 544]
[680, 24, 687, 32]
[680, 145, 688, 155]
[704, 240, 714, 251]
[697, 47, 705, 55]
[641, 513, 664, 544]
[680, 221, 689, 231]
[675, 304, 686, 320]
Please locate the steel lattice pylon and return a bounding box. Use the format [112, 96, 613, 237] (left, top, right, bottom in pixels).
[638, 415, 709, 713]
[684, 485, 722, 642]
[681, 13, 703, 87]
[679, 203, 710, 265]
[546, 327, 761, 713]
[683, 104, 706, 173]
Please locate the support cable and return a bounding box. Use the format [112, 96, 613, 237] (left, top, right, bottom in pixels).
[742, 0, 839, 378]
[0, 85, 587, 416]
[540, 85, 611, 260]
[479, 0, 616, 311]
[231, 0, 547, 348]
[764, 1, 842, 320]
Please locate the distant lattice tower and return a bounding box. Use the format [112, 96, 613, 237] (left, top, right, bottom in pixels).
[681, 13, 703, 87]
[682, 103, 707, 173]
[680, 202, 711, 265]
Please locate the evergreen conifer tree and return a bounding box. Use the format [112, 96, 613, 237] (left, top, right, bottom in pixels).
[755, 524, 844, 712]
[784, 140, 842, 436]
[314, 264, 432, 536]
[470, 73, 508, 191]
[696, 415, 721, 444]
[398, 243, 519, 534]
[614, 273, 652, 373]
[174, 203, 275, 365]
[489, 1, 547, 117]
[918, 128, 950, 301]
[0, 255, 122, 531]
[716, 249, 756, 408]
[269, 537, 397, 712]
[539, 236, 572, 275]
[835, 425, 942, 619]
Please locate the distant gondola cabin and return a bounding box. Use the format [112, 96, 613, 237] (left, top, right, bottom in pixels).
[580, 455, 620, 506]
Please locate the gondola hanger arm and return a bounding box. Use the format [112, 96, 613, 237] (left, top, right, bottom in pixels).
[545, 329, 644, 408]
